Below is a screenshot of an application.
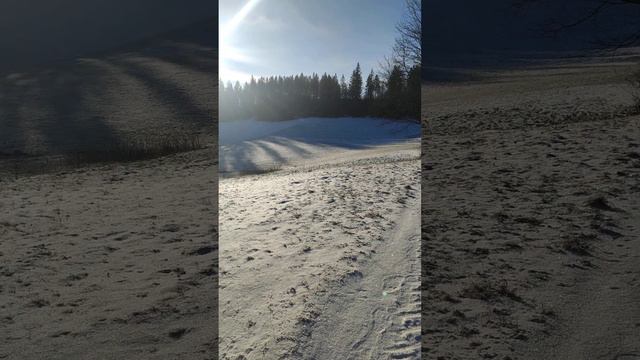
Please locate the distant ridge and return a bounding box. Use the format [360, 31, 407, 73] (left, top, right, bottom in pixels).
[0, 1, 216, 74]
[0, 16, 217, 76]
[88, 17, 218, 60]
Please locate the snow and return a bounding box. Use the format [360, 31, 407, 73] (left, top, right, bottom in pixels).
[219, 117, 420, 173]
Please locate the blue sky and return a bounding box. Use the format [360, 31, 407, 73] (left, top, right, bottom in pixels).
[219, 0, 405, 84]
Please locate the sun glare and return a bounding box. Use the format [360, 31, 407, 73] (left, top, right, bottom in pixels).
[220, 0, 261, 84]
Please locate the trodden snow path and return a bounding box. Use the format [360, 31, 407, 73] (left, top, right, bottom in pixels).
[218, 142, 420, 360]
[301, 191, 421, 360]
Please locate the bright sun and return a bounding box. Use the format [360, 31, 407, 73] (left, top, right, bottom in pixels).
[220, 0, 261, 84]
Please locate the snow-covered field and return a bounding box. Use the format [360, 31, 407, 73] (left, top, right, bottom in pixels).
[422, 54, 640, 359]
[219, 117, 419, 174]
[0, 149, 218, 359]
[0, 23, 218, 360]
[219, 117, 421, 359]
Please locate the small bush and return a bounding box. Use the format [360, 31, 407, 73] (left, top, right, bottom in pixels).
[65, 134, 203, 165]
[1, 134, 204, 179]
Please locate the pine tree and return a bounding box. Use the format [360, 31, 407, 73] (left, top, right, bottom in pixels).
[348, 63, 363, 100]
[310, 73, 319, 100]
[339, 75, 349, 100]
[219, 65, 411, 121]
[331, 75, 340, 101]
[406, 65, 421, 120]
[365, 70, 375, 101]
[318, 73, 330, 101]
[385, 65, 405, 118]
[376, 75, 383, 99]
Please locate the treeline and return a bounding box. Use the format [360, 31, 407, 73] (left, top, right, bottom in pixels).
[219, 63, 420, 122]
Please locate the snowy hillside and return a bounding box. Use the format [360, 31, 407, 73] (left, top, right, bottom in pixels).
[219, 117, 420, 173]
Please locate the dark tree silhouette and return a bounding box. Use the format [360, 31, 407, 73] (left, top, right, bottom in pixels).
[383, 65, 406, 118]
[349, 63, 363, 100]
[373, 74, 382, 99]
[339, 75, 349, 100]
[220, 63, 420, 122]
[365, 70, 375, 101]
[406, 65, 421, 119]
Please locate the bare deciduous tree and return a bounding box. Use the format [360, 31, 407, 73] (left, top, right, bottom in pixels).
[514, 0, 640, 48]
[394, 0, 421, 69]
[379, 0, 421, 78]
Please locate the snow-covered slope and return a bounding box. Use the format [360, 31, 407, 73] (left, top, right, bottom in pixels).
[219, 117, 420, 173]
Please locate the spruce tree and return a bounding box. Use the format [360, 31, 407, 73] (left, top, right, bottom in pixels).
[348, 63, 363, 100]
[373, 75, 382, 99]
[331, 75, 340, 101]
[310, 73, 319, 100]
[219, 65, 411, 121]
[365, 70, 375, 101]
[339, 75, 349, 100]
[406, 65, 421, 121]
[385, 65, 405, 118]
